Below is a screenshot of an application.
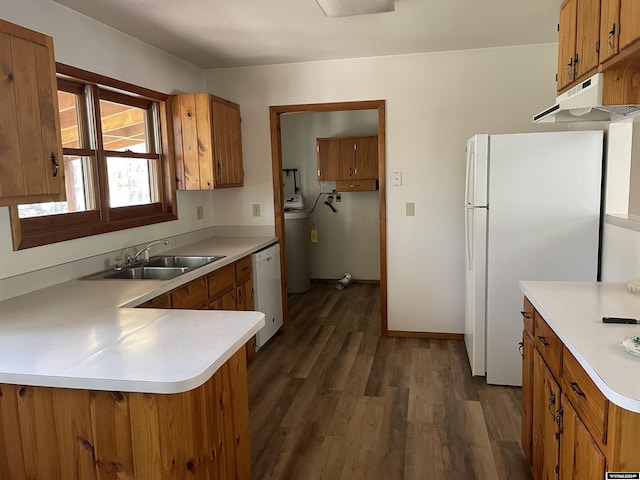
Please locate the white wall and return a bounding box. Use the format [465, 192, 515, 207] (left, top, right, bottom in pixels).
[0, 0, 211, 281]
[205, 44, 563, 333]
[281, 111, 380, 280]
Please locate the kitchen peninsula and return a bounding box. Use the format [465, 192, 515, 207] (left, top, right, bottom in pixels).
[520, 281, 640, 479]
[0, 236, 276, 480]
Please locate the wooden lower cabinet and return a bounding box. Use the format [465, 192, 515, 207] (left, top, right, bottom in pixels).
[521, 332, 535, 468]
[0, 347, 251, 480]
[523, 295, 640, 480]
[533, 350, 561, 480]
[560, 394, 605, 480]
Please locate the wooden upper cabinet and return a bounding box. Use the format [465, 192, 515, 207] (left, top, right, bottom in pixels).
[558, 0, 578, 91]
[575, 0, 601, 79]
[0, 19, 65, 206]
[316, 135, 378, 191]
[619, 0, 640, 50]
[599, 0, 621, 63]
[170, 93, 244, 190]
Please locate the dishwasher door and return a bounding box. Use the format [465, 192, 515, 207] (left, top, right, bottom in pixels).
[251, 243, 283, 350]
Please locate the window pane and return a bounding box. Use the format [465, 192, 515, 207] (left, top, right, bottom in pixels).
[100, 100, 149, 152]
[58, 91, 82, 148]
[18, 156, 92, 218]
[107, 157, 154, 208]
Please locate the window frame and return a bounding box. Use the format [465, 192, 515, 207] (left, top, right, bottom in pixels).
[10, 63, 177, 250]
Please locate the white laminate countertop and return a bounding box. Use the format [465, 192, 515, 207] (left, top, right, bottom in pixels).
[0, 236, 277, 394]
[520, 281, 640, 412]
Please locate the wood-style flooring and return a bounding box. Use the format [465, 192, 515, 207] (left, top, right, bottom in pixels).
[247, 283, 531, 480]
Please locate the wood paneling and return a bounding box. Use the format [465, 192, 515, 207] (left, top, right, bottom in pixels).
[0, 352, 250, 480]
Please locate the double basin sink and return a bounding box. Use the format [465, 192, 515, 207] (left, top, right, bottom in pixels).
[83, 255, 225, 281]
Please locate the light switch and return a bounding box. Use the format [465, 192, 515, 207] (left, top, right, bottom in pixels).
[392, 171, 402, 186]
[252, 204, 261, 217]
[406, 202, 415, 216]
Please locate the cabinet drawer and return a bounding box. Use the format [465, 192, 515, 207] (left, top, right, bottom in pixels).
[235, 256, 252, 283]
[208, 264, 235, 297]
[534, 312, 563, 380]
[335, 179, 377, 192]
[522, 297, 535, 338]
[138, 293, 171, 309]
[562, 347, 609, 446]
[171, 277, 208, 309]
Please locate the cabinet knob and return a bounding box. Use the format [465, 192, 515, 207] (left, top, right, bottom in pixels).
[537, 335, 549, 347]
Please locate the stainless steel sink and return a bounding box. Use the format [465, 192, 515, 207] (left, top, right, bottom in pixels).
[146, 255, 224, 269]
[80, 255, 225, 280]
[104, 266, 190, 280]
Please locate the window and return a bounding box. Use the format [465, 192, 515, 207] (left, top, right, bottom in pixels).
[10, 64, 177, 250]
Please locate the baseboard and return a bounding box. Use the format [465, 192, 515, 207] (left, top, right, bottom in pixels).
[387, 330, 464, 340]
[311, 278, 381, 285]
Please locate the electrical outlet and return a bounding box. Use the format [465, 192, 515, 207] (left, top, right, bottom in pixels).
[196, 205, 203, 220]
[252, 204, 261, 217]
[392, 171, 403, 186]
[311, 229, 318, 243]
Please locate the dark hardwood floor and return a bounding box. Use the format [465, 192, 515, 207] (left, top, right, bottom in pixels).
[247, 283, 531, 479]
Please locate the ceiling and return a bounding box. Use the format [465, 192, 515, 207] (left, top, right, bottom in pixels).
[52, 0, 563, 69]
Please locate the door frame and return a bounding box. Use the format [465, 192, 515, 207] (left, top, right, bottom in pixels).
[269, 100, 388, 335]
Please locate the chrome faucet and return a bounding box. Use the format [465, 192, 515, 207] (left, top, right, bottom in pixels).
[116, 240, 169, 270]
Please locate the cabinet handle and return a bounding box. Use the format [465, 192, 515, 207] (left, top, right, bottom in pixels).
[568, 381, 585, 398]
[238, 288, 242, 304]
[50, 153, 59, 178]
[537, 335, 549, 347]
[555, 406, 564, 426]
[547, 393, 556, 417]
[608, 23, 616, 53]
[566, 58, 574, 81]
[518, 340, 524, 358]
[349, 167, 353, 177]
[520, 310, 531, 319]
[217, 161, 221, 176]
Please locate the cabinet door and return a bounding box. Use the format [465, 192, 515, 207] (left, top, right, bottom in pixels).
[212, 97, 243, 188]
[599, 0, 621, 63]
[337, 138, 356, 180]
[138, 293, 171, 309]
[558, 0, 578, 91]
[521, 332, 535, 468]
[559, 395, 605, 480]
[236, 277, 254, 311]
[533, 351, 561, 480]
[209, 289, 236, 310]
[354, 136, 378, 180]
[0, 19, 65, 206]
[575, 0, 601, 79]
[619, 0, 640, 50]
[316, 138, 341, 181]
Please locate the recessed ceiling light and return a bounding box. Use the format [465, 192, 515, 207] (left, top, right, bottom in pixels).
[315, 0, 395, 17]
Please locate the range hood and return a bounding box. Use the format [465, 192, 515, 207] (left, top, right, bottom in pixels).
[534, 72, 640, 123]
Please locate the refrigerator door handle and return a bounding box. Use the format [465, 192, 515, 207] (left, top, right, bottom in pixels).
[465, 207, 473, 270]
[465, 146, 475, 206]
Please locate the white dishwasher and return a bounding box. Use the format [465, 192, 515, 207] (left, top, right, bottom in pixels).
[251, 243, 283, 350]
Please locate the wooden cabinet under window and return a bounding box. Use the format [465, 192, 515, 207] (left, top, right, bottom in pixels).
[0, 19, 65, 206]
[170, 93, 244, 190]
[316, 135, 378, 192]
[137, 255, 258, 362]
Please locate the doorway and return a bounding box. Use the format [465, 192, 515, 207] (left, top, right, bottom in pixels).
[269, 100, 387, 335]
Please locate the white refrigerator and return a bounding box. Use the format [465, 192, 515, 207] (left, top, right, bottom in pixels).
[464, 131, 603, 386]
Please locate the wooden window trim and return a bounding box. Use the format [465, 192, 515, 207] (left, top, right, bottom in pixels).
[9, 65, 177, 251]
